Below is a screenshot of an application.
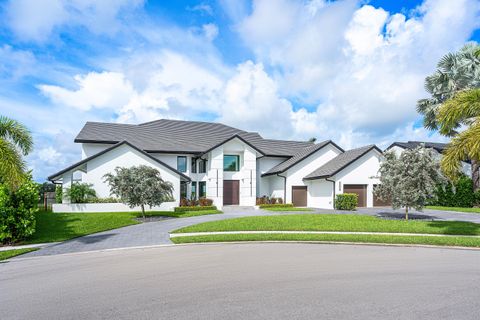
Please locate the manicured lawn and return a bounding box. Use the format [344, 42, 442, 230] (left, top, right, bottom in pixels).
[426, 206, 480, 213]
[170, 233, 480, 248]
[173, 214, 480, 236]
[25, 209, 222, 244]
[262, 207, 312, 212]
[0, 248, 38, 261]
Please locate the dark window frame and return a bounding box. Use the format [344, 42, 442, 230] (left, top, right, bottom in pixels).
[191, 182, 197, 200]
[198, 159, 207, 173]
[199, 181, 206, 198]
[180, 181, 188, 199]
[224, 155, 240, 172]
[177, 156, 187, 173]
[191, 158, 197, 173]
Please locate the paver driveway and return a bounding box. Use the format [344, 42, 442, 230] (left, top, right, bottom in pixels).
[22, 206, 480, 257]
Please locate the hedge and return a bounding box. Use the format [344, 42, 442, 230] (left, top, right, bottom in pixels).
[258, 204, 294, 208]
[335, 193, 358, 210]
[174, 206, 217, 212]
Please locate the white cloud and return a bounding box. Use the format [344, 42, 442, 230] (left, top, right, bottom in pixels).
[188, 3, 213, 16]
[37, 147, 61, 164]
[203, 23, 219, 41]
[4, 0, 144, 42]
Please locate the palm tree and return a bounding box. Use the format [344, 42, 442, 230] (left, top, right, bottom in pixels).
[0, 116, 33, 187]
[417, 43, 480, 189]
[437, 89, 480, 188]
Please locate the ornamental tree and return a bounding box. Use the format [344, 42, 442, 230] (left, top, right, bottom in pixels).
[374, 146, 444, 220]
[103, 165, 174, 218]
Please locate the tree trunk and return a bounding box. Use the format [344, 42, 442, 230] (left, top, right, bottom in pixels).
[472, 160, 480, 192]
[141, 204, 145, 219]
[405, 207, 409, 221]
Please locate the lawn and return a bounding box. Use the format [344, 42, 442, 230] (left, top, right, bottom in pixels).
[262, 207, 313, 212]
[24, 209, 222, 244]
[0, 248, 38, 261]
[173, 214, 480, 236]
[170, 233, 480, 248]
[426, 206, 480, 213]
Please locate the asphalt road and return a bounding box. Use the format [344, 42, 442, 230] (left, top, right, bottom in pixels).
[1, 243, 480, 319]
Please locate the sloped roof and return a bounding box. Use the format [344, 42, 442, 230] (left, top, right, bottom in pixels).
[304, 145, 382, 180]
[75, 119, 313, 157]
[262, 140, 344, 176]
[386, 141, 448, 153]
[48, 141, 191, 182]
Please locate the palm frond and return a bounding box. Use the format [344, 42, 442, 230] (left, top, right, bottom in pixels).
[437, 89, 480, 135]
[0, 138, 26, 188]
[0, 115, 33, 155]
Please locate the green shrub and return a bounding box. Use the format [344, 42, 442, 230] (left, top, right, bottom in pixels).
[198, 197, 213, 206]
[174, 206, 217, 212]
[0, 175, 39, 244]
[432, 176, 475, 207]
[55, 185, 63, 203]
[85, 197, 119, 203]
[335, 193, 358, 210]
[65, 183, 96, 203]
[258, 203, 294, 208]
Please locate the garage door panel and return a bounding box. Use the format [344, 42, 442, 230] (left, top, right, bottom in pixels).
[292, 186, 307, 207]
[343, 184, 367, 207]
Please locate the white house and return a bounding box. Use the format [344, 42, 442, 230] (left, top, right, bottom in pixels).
[49, 119, 385, 212]
[385, 141, 472, 177]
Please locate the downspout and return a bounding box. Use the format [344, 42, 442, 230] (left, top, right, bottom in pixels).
[277, 173, 287, 204]
[326, 177, 336, 209]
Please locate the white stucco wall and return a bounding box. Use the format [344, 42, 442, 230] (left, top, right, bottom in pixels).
[53, 202, 176, 213]
[256, 157, 288, 197]
[78, 143, 181, 207]
[335, 149, 382, 207]
[81, 143, 113, 159]
[284, 144, 342, 204]
[306, 179, 334, 209]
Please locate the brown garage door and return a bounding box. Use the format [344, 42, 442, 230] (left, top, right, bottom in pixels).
[292, 186, 308, 207]
[373, 184, 391, 207]
[343, 184, 367, 207]
[223, 180, 239, 205]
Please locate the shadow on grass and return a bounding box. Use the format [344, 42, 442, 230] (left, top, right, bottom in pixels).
[26, 211, 84, 244]
[426, 220, 480, 236]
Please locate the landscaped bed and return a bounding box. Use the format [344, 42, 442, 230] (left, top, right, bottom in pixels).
[258, 204, 312, 212]
[171, 214, 480, 248]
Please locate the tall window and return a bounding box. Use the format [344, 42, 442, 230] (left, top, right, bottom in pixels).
[198, 159, 207, 173]
[191, 158, 197, 173]
[224, 155, 240, 172]
[199, 181, 206, 198]
[177, 156, 187, 173]
[191, 182, 197, 200]
[180, 182, 187, 199]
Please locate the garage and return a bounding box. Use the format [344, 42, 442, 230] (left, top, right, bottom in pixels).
[223, 180, 239, 205]
[373, 185, 391, 207]
[343, 184, 367, 207]
[292, 186, 308, 207]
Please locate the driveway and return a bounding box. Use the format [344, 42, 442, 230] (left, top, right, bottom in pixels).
[2, 243, 480, 320]
[23, 206, 480, 257]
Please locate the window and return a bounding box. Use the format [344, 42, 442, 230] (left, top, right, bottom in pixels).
[177, 156, 187, 173]
[191, 182, 197, 199]
[224, 155, 240, 172]
[180, 182, 187, 199]
[199, 181, 206, 198]
[198, 159, 207, 173]
[191, 158, 197, 173]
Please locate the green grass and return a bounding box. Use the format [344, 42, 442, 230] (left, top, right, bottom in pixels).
[0, 248, 38, 261]
[170, 233, 480, 248]
[262, 207, 313, 212]
[173, 214, 480, 236]
[24, 209, 222, 244]
[426, 206, 480, 213]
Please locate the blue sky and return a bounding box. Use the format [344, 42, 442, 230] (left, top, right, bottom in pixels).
[0, 0, 479, 182]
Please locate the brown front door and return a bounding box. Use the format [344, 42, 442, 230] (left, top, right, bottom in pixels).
[223, 180, 239, 205]
[292, 186, 308, 207]
[373, 184, 391, 207]
[343, 184, 367, 207]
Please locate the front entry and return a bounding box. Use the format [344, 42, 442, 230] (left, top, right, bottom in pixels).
[343, 184, 367, 207]
[223, 180, 239, 205]
[292, 186, 308, 207]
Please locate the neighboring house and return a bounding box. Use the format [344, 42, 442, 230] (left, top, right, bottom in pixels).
[49, 119, 384, 211]
[385, 141, 472, 177]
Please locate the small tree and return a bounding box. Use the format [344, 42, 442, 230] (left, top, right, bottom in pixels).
[103, 165, 174, 218]
[374, 146, 444, 220]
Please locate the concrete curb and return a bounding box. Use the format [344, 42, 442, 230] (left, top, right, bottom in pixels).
[0, 242, 60, 252]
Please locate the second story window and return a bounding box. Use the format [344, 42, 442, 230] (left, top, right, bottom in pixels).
[198, 159, 207, 173]
[177, 156, 187, 173]
[224, 155, 240, 172]
[191, 158, 197, 173]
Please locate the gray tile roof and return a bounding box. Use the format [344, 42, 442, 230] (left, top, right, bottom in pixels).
[262, 140, 344, 176]
[386, 141, 448, 153]
[304, 145, 381, 180]
[75, 119, 315, 156]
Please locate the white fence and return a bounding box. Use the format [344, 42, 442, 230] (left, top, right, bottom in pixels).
[52, 202, 176, 213]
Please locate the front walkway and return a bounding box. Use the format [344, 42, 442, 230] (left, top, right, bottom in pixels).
[21, 206, 480, 257]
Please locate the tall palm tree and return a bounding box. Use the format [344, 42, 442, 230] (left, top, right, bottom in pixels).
[417, 43, 480, 189]
[437, 89, 480, 187]
[0, 116, 33, 187]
